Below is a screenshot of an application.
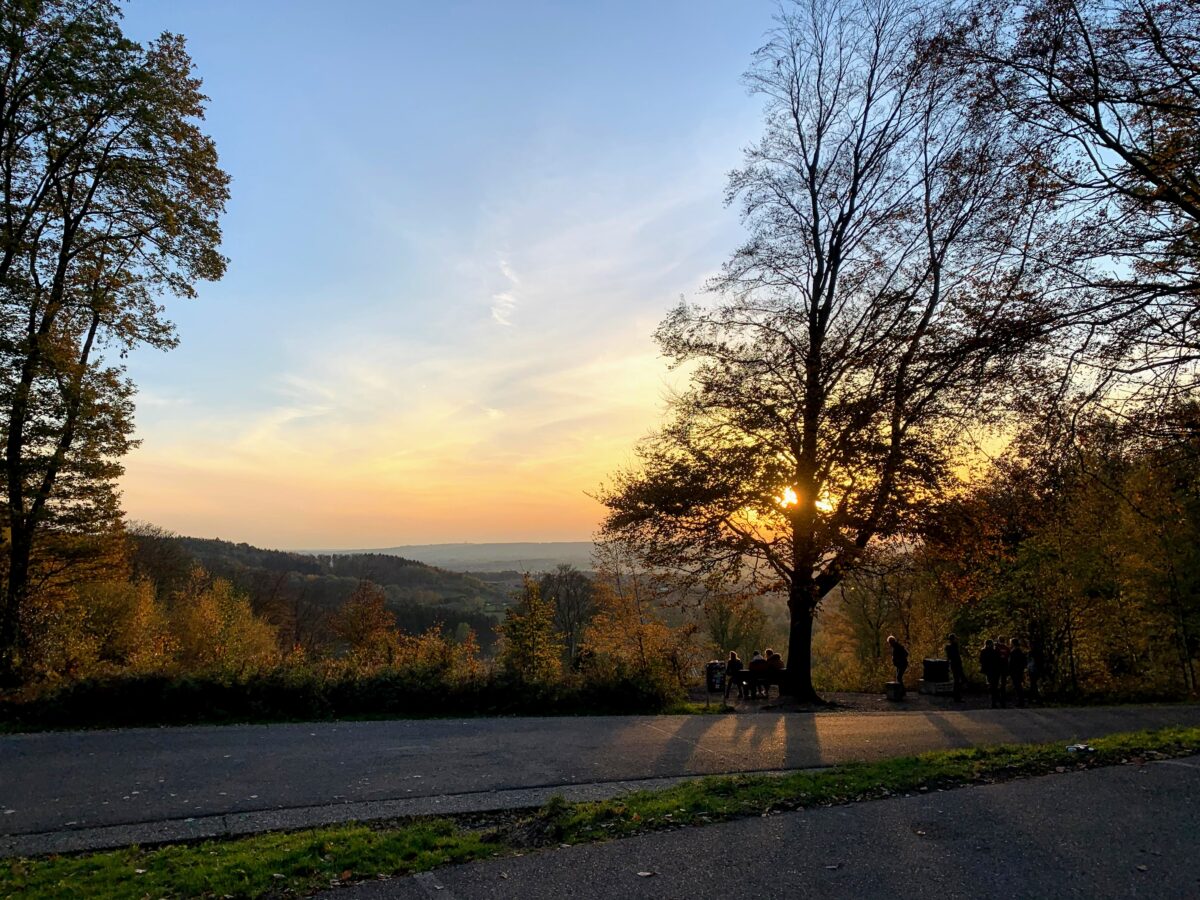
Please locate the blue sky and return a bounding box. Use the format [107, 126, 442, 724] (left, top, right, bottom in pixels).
[116, 0, 771, 548]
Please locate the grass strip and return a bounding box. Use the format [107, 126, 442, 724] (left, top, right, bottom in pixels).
[3, 725, 1198, 899]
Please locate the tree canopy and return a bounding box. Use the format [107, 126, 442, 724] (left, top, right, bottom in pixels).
[601, 0, 1060, 700]
[0, 0, 228, 680]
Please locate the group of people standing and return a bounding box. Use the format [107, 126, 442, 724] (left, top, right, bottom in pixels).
[889, 633, 1040, 707]
[978, 636, 1038, 708]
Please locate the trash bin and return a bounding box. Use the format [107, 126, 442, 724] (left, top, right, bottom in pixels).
[923, 658, 950, 682]
[705, 660, 726, 694]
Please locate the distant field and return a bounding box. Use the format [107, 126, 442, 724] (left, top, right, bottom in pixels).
[306, 541, 596, 573]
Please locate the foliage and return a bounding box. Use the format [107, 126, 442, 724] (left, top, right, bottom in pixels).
[23, 579, 169, 682]
[0, 662, 681, 730]
[600, 0, 1058, 700]
[0, 0, 229, 680]
[496, 577, 563, 685]
[329, 581, 401, 669]
[169, 569, 280, 677]
[922, 414, 1200, 698]
[805, 406, 1200, 698]
[538, 564, 594, 664]
[129, 531, 507, 654]
[581, 552, 701, 692]
[701, 584, 768, 660]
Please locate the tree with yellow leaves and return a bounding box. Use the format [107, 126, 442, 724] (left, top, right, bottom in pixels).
[496, 577, 562, 685]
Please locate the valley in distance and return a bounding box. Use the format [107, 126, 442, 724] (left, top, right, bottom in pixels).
[134, 535, 594, 658]
[301, 541, 596, 574]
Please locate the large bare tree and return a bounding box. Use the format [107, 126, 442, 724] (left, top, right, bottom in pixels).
[600, 0, 1060, 700]
[951, 0, 1200, 418]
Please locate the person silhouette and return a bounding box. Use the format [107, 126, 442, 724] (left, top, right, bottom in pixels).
[724, 650, 744, 700]
[887, 635, 909, 695]
[979, 639, 1003, 708]
[945, 633, 966, 701]
[1009, 638, 1028, 707]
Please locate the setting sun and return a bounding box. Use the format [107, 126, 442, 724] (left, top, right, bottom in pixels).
[776, 486, 835, 513]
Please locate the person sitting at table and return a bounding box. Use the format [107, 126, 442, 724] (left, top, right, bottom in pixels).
[747, 650, 769, 698]
[724, 650, 744, 700]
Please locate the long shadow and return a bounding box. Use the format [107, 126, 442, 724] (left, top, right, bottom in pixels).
[919, 710, 974, 747]
[594, 713, 736, 781]
[779, 708, 823, 770]
[598, 706, 824, 781]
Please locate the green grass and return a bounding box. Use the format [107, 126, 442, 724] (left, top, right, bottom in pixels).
[3, 725, 1198, 899]
[0, 820, 496, 900]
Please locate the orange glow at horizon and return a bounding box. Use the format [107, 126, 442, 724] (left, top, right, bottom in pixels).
[119, 345, 682, 549]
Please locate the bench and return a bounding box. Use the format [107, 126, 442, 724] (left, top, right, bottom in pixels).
[725, 668, 787, 700]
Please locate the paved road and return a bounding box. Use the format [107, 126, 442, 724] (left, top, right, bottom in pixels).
[337, 758, 1200, 899]
[1, 704, 1198, 856]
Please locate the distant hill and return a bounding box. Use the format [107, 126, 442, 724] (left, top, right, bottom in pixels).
[130, 533, 514, 652]
[312, 542, 596, 574]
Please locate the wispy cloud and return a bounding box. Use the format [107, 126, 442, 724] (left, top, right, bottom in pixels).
[490, 290, 517, 326]
[490, 258, 520, 326]
[121, 110, 752, 547]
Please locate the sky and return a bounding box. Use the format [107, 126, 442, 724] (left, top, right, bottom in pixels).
[116, 0, 771, 549]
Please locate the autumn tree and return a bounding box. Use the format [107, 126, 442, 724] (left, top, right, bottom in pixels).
[701, 584, 767, 660]
[496, 576, 562, 685]
[537, 564, 594, 665]
[918, 405, 1200, 698]
[600, 0, 1057, 700]
[170, 568, 278, 676]
[395, 624, 484, 683]
[0, 1, 229, 681]
[582, 548, 700, 689]
[329, 580, 401, 669]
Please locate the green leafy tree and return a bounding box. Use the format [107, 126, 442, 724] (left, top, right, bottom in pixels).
[0, 1, 229, 681]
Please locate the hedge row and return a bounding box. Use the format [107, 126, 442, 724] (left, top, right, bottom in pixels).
[0, 668, 680, 730]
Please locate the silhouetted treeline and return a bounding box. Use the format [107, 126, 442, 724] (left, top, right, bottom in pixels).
[812, 410, 1200, 700]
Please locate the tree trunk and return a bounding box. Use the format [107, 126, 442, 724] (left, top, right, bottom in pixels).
[0, 525, 31, 685]
[783, 577, 822, 703]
